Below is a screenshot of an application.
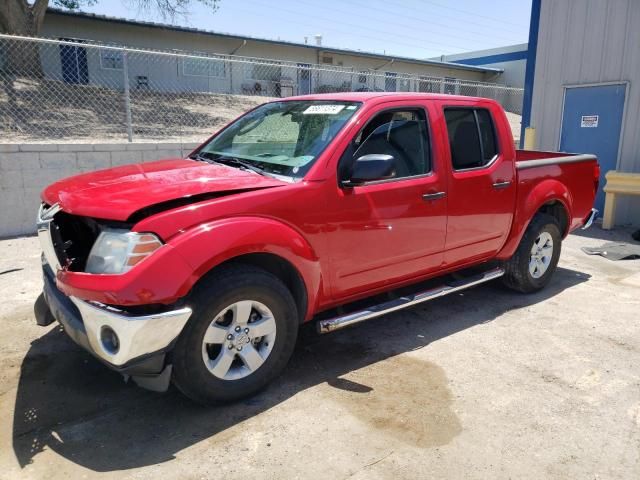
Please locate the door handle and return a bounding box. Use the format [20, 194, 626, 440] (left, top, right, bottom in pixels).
[492, 180, 511, 189]
[422, 191, 446, 201]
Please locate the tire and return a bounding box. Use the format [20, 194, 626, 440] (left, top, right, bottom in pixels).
[172, 264, 299, 404]
[502, 213, 562, 293]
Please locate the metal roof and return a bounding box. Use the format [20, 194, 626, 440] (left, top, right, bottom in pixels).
[47, 8, 503, 74]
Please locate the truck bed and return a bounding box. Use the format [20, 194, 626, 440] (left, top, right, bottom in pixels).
[513, 149, 599, 235]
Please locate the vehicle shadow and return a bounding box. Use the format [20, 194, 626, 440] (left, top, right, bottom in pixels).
[570, 224, 638, 243]
[12, 267, 590, 472]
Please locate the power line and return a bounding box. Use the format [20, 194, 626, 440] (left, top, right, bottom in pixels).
[233, 0, 472, 54]
[402, 0, 530, 30]
[294, 0, 523, 45]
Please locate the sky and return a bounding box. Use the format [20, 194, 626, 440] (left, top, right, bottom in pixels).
[72, 0, 532, 59]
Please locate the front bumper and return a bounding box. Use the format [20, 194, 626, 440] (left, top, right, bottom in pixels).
[39, 264, 191, 390]
[41, 263, 191, 364]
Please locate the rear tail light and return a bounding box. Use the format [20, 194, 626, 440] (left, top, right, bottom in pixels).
[594, 163, 601, 192]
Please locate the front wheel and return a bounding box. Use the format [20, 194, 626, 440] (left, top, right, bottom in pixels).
[503, 213, 562, 293]
[172, 264, 299, 404]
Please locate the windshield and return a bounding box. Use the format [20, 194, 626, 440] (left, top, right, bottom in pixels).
[197, 100, 361, 179]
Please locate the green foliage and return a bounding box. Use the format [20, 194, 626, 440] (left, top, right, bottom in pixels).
[51, 0, 98, 8]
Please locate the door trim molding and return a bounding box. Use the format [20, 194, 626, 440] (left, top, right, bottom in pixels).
[558, 81, 629, 172]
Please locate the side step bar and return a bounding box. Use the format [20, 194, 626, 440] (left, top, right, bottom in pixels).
[317, 267, 505, 334]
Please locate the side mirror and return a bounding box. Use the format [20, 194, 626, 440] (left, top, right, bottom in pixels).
[342, 154, 396, 187]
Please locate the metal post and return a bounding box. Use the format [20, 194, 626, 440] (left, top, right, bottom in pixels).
[122, 49, 133, 142]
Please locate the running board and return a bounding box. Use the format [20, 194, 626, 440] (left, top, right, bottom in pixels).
[317, 267, 505, 334]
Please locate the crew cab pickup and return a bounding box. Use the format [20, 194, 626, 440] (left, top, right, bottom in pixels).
[35, 93, 599, 403]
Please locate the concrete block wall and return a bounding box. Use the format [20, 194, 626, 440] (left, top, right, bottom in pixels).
[0, 142, 200, 238]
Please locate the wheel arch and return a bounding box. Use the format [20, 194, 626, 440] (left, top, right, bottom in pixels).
[537, 200, 569, 237]
[212, 253, 309, 324]
[498, 179, 572, 259]
[171, 216, 322, 321]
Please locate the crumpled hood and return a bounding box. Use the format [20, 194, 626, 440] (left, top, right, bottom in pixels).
[41, 159, 288, 221]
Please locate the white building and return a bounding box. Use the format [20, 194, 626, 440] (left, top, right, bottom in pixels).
[39, 8, 504, 98]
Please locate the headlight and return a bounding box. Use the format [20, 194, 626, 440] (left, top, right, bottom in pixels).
[85, 229, 163, 274]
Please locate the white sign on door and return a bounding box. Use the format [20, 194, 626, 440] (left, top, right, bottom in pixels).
[581, 115, 599, 128]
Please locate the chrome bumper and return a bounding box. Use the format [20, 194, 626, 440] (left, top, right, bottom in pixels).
[37, 203, 192, 367]
[582, 208, 598, 230]
[68, 298, 192, 367]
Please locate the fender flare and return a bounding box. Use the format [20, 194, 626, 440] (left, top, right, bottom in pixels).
[498, 179, 572, 259]
[170, 216, 322, 320]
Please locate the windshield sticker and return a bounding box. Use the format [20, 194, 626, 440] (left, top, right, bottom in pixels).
[303, 105, 346, 115]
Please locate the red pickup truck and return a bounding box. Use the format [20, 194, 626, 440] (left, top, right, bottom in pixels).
[35, 93, 598, 403]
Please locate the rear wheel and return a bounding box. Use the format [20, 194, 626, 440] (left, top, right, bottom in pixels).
[172, 264, 299, 404]
[503, 213, 562, 293]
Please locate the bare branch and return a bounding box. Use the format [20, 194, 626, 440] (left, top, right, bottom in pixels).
[123, 0, 220, 22]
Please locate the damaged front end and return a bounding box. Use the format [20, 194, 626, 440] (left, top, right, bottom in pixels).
[36, 203, 192, 392]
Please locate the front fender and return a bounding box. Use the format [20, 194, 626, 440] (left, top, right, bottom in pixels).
[170, 216, 322, 319]
[497, 178, 572, 259]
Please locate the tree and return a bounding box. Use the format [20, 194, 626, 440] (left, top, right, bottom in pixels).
[0, 1, 220, 37]
[0, 0, 219, 77]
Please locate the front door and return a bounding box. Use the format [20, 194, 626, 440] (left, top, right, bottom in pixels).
[328, 106, 446, 300]
[560, 84, 626, 211]
[442, 105, 516, 266]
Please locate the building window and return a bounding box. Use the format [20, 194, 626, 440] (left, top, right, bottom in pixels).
[245, 62, 282, 81]
[183, 55, 226, 78]
[100, 49, 123, 70]
[321, 56, 333, 65]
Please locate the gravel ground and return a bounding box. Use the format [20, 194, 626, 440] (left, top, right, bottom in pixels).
[1, 77, 522, 144]
[0, 225, 638, 479]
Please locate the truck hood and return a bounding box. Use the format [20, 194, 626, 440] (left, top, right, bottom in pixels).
[42, 159, 288, 221]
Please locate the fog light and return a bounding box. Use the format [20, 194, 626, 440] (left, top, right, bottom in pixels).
[100, 326, 120, 354]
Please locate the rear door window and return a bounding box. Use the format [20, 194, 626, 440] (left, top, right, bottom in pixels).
[444, 108, 499, 170]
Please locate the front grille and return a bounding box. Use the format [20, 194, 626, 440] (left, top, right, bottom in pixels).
[50, 212, 100, 272]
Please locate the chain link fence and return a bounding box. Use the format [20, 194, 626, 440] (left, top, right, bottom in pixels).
[0, 34, 524, 143]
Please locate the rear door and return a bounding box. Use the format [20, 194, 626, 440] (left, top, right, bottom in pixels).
[441, 103, 516, 266]
[327, 103, 447, 300]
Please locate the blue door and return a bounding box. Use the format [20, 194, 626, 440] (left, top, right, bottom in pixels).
[560, 84, 625, 211]
[297, 63, 311, 94]
[59, 39, 89, 84]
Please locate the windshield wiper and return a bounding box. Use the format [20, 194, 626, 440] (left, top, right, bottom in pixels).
[189, 152, 213, 163]
[190, 152, 267, 176]
[214, 155, 269, 176]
